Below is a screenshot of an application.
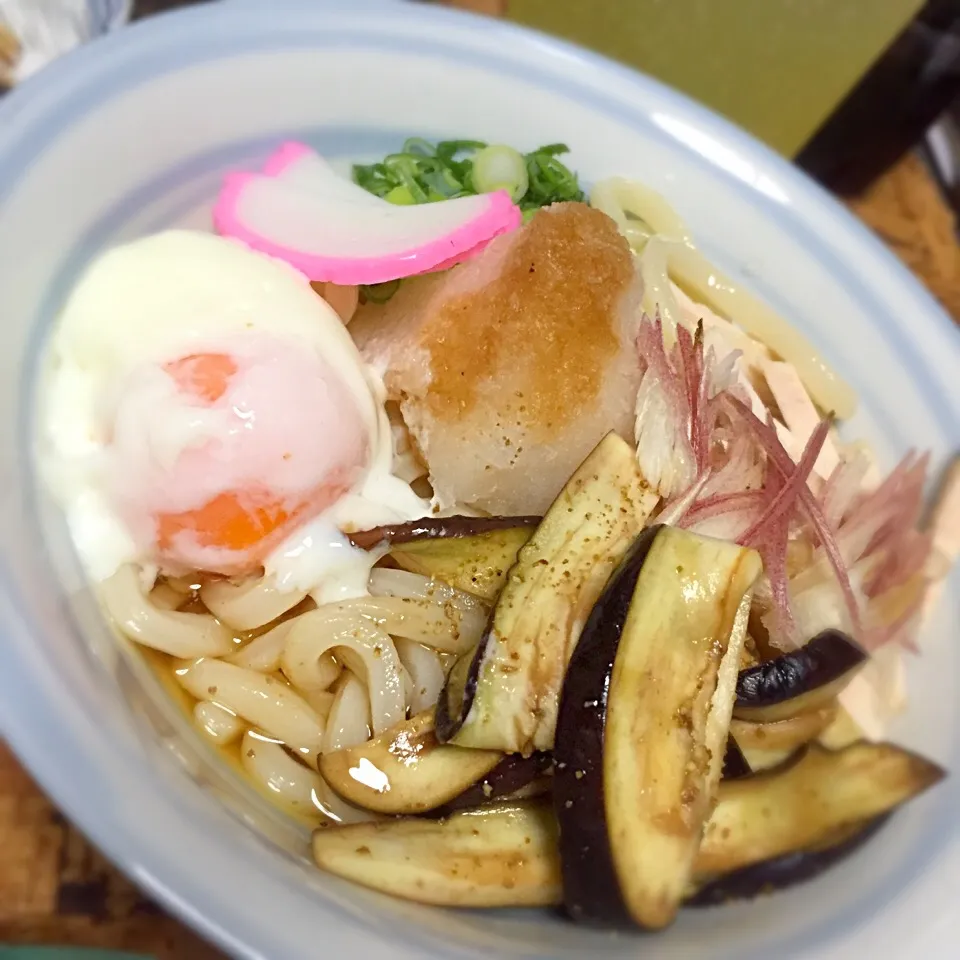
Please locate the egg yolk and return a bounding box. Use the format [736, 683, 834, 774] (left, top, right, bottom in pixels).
[164, 352, 238, 403]
[109, 343, 368, 576]
[156, 353, 307, 556]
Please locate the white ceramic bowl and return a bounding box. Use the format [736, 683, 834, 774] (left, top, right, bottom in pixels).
[0, 2, 958, 958]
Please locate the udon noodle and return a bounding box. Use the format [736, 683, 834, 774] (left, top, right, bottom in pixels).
[104, 545, 489, 823]
[590, 177, 857, 418]
[239, 730, 374, 824]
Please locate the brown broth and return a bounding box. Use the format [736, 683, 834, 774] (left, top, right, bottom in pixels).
[135, 637, 330, 828]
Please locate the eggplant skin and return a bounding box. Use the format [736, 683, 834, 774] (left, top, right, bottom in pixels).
[435, 633, 488, 743]
[387, 526, 535, 601]
[555, 524, 761, 930]
[734, 630, 867, 722]
[553, 525, 664, 929]
[689, 816, 890, 907]
[722, 739, 753, 781]
[348, 515, 540, 549]
[432, 752, 554, 816]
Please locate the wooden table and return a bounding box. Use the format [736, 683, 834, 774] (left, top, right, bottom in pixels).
[2, 4, 960, 959]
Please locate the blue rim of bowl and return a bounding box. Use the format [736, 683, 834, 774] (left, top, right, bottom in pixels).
[0, 2, 957, 959]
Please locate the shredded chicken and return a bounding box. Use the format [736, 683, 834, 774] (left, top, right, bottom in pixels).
[922, 456, 960, 622]
[759, 358, 841, 482]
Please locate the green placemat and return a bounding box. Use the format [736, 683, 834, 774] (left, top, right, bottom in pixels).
[506, 0, 923, 156]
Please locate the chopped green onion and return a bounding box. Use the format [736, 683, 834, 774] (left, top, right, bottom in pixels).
[352, 138, 585, 215]
[402, 137, 438, 157]
[421, 165, 465, 199]
[385, 184, 417, 205]
[532, 143, 572, 156]
[471, 145, 529, 202]
[523, 143, 584, 209]
[352, 161, 396, 199]
[383, 155, 431, 203]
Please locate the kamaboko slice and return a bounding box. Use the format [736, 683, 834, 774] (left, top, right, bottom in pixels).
[213, 141, 522, 285]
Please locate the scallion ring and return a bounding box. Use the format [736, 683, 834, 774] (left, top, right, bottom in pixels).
[470, 145, 529, 202]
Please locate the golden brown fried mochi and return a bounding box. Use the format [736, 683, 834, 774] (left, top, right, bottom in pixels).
[351, 203, 643, 515]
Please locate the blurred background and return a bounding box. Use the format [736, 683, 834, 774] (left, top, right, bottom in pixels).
[4, 1, 960, 204]
[0, 2, 958, 959]
[442, 0, 960, 205]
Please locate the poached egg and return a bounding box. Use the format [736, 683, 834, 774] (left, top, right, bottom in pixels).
[39, 229, 427, 594]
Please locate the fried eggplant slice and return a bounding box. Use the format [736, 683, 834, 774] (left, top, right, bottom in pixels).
[722, 739, 753, 780]
[689, 816, 891, 907]
[319, 711, 501, 815]
[696, 742, 945, 877]
[554, 525, 762, 930]
[349, 515, 540, 549]
[436, 433, 658, 753]
[729, 704, 837, 752]
[311, 742, 942, 910]
[388, 525, 535, 601]
[734, 630, 866, 723]
[739, 743, 809, 775]
[312, 801, 561, 908]
[433, 752, 553, 816]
